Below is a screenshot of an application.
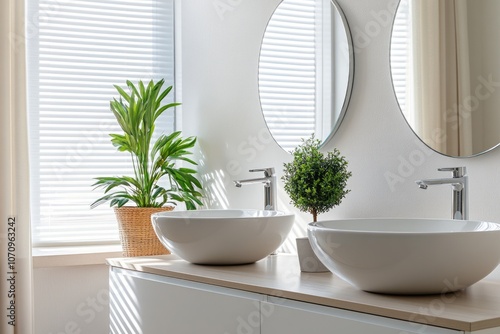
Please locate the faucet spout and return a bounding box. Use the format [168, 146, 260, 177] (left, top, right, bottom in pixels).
[415, 167, 468, 220]
[416, 181, 428, 189]
[234, 168, 277, 211]
[234, 177, 270, 188]
[416, 178, 465, 191]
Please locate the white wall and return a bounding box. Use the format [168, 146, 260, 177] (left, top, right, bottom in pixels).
[180, 0, 500, 244]
[34, 265, 109, 334]
[34, 0, 500, 332]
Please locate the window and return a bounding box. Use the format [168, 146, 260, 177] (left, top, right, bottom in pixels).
[390, 0, 410, 118]
[259, 0, 319, 152]
[258, 0, 350, 152]
[26, 0, 176, 246]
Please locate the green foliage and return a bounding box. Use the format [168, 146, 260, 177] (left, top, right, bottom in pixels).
[91, 79, 203, 210]
[282, 135, 352, 222]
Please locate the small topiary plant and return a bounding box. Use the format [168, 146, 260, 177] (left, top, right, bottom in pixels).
[282, 135, 352, 222]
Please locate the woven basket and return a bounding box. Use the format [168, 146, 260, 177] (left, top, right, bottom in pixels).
[114, 206, 173, 257]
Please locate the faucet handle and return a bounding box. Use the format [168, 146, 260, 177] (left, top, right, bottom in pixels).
[249, 168, 275, 177]
[438, 167, 467, 177]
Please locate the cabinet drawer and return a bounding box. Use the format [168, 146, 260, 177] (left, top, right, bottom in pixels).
[261, 298, 462, 334]
[110, 268, 263, 334]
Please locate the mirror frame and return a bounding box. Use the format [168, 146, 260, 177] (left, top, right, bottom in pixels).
[258, 0, 355, 153]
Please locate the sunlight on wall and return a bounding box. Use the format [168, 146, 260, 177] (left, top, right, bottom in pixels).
[200, 168, 230, 209]
[276, 196, 308, 254]
[195, 143, 310, 254]
[197, 148, 230, 209]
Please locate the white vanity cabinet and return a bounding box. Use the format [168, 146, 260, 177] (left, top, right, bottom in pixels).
[109, 267, 264, 334]
[109, 266, 471, 334]
[108, 255, 500, 334]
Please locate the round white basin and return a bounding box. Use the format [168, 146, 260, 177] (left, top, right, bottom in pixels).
[308, 218, 500, 295]
[151, 209, 294, 265]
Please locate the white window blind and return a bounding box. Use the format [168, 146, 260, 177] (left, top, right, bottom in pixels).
[390, 0, 410, 115]
[26, 0, 176, 246]
[259, 0, 318, 152]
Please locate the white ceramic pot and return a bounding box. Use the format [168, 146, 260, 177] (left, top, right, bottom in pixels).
[296, 237, 329, 273]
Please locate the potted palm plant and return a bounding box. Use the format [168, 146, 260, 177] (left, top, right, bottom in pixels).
[282, 135, 351, 272]
[92, 79, 203, 257]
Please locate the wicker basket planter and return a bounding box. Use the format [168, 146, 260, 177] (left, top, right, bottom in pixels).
[114, 206, 173, 257]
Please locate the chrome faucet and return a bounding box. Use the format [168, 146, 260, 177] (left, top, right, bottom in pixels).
[415, 167, 468, 220]
[234, 168, 277, 210]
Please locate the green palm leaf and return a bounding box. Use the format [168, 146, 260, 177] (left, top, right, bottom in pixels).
[91, 79, 203, 209]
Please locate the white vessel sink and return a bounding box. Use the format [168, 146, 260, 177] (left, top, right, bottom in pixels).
[308, 218, 500, 295]
[151, 209, 294, 265]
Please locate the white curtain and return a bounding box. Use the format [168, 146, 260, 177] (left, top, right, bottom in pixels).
[0, 1, 34, 333]
[454, 0, 473, 156]
[408, 0, 472, 156]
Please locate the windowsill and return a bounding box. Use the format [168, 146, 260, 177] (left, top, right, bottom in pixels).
[32, 244, 123, 268]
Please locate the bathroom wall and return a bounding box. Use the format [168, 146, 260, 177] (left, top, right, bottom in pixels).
[33, 0, 500, 332]
[180, 0, 500, 247]
[34, 265, 109, 334]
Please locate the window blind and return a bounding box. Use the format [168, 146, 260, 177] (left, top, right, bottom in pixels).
[390, 0, 410, 114]
[259, 0, 318, 152]
[26, 0, 176, 246]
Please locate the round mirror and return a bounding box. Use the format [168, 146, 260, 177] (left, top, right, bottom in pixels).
[391, 0, 500, 157]
[258, 0, 354, 153]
